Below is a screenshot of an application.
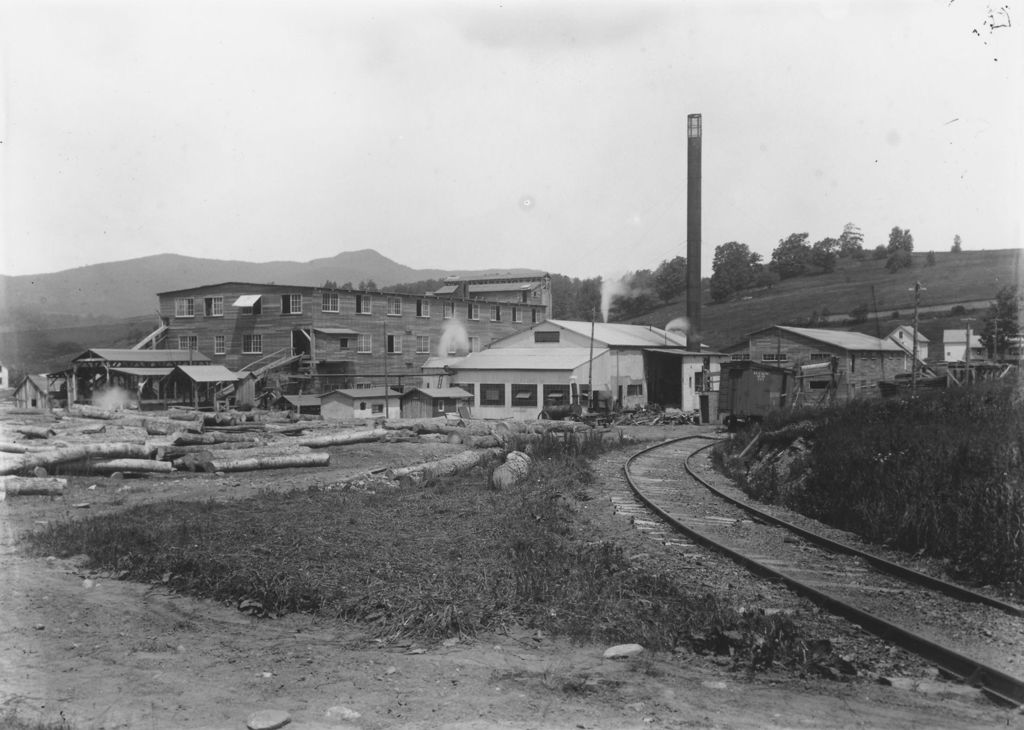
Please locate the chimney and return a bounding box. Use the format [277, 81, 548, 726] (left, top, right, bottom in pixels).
[686, 113, 702, 352]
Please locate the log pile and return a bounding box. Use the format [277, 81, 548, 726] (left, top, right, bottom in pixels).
[0, 408, 601, 484]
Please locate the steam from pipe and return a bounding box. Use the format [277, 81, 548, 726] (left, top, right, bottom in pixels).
[437, 318, 469, 357]
[93, 386, 132, 411]
[599, 275, 628, 323]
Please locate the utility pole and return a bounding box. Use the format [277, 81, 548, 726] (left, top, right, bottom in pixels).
[908, 281, 925, 393]
[962, 317, 975, 384]
[382, 320, 390, 418]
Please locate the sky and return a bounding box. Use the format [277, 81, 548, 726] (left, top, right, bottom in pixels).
[1, 0, 1021, 281]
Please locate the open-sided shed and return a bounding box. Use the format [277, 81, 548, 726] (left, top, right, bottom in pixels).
[163, 364, 240, 410]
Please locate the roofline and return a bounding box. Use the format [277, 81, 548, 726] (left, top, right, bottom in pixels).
[156, 281, 551, 304]
[745, 324, 900, 351]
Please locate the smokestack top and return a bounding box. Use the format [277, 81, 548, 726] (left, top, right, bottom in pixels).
[687, 113, 702, 138]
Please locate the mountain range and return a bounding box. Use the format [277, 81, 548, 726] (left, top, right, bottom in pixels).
[0, 249, 542, 322]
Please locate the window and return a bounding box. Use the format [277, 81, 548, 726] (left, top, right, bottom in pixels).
[511, 384, 537, 407]
[480, 383, 505, 406]
[434, 399, 447, 413]
[386, 334, 402, 354]
[204, 296, 223, 317]
[355, 294, 372, 314]
[281, 294, 302, 315]
[241, 299, 262, 315]
[213, 335, 225, 355]
[468, 302, 480, 320]
[511, 306, 522, 323]
[322, 292, 339, 312]
[416, 335, 430, 353]
[730, 353, 750, 361]
[626, 383, 643, 397]
[416, 299, 430, 318]
[357, 334, 372, 353]
[443, 301, 454, 320]
[178, 335, 198, 350]
[762, 353, 789, 362]
[810, 353, 832, 362]
[387, 297, 402, 316]
[242, 334, 262, 354]
[355, 382, 373, 389]
[521, 290, 529, 303]
[338, 337, 350, 350]
[534, 331, 560, 343]
[469, 336, 481, 353]
[371, 403, 384, 414]
[543, 384, 570, 405]
[532, 309, 539, 324]
[490, 304, 501, 321]
[447, 339, 458, 355]
[175, 297, 195, 318]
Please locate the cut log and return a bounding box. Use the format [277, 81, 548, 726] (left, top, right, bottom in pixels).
[173, 432, 257, 446]
[0, 442, 29, 454]
[297, 428, 388, 448]
[92, 459, 174, 474]
[490, 451, 532, 490]
[15, 426, 57, 439]
[172, 451, 213, 471]
[77, 424, 107, 435]
[0, 476, 67, 496]
[0, 442, 158, 476]
[163, 440, 268, 458]
[199, 452, 330, 473]
[67, 405, 117, 420]
[382, 418, 450, 434]
[386, 447, 504, 488]
[464, 434, 501, 449]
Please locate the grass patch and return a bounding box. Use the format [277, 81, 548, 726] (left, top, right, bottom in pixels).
[24, 437, 818, 672]
[717, 382, 1024, 593]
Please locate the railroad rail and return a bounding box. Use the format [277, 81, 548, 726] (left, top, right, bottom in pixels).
[622, 435, 1024, 707]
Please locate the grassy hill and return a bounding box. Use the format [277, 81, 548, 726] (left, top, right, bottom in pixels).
[624, 249, 1020, 349]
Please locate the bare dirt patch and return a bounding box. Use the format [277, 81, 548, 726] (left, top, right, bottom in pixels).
[1, 429, 1020, 729]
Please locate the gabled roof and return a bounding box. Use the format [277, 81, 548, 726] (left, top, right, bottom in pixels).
[761, 326, 902, 352]
[172, 365, 240, 383]
[322, 387, 400, 400]
[452, 347, 606, 371]
[545, 320, 688, 348]
[15, 374, 49, 392]
[74, 348, 211, 364]
[886, 325, 930, 343]
[279, 394, 322, 408]
[402, 387, 474, 400]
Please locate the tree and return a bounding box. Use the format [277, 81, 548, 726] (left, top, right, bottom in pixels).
[926, 251, 936, 266]
[838, 223, 865, 258]
[952, 234, 962, 253]
[810, 237, 839, 273]
[885, 226, 914, 272]
[710, 242, 761, 302]
[653, 256, 687, 303]
[980, 285, 1019, 359]
[771, 233, 812, 279]
[550, 274, 601, 320]
[322, 279, 339, 289]
[872, 245, 888, 260]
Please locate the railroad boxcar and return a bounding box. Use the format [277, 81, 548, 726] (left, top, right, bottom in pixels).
[718, 360, 793, 429]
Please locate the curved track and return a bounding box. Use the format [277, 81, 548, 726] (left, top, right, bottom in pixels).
[622, 435, 1024, 707]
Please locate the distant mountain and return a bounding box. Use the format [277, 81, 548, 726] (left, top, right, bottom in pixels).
[0, 249, 544, 322]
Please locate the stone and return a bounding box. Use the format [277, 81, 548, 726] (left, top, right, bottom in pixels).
[325, 705, 361, 721]
[246, 709, 292, 730]
[603, 643, 644, 659]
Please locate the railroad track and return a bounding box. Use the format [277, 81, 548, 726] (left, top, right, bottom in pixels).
[621, 435, 1024, 707]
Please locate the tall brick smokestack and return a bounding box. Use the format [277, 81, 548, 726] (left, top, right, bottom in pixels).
[686, 113, 702, 352]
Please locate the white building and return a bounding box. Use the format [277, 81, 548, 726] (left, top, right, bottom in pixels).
[942, 329, 985, 362]
[424, 319, 727, 421]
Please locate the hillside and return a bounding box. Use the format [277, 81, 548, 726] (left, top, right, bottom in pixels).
[625, 249, 1020, 349]
[0, 249, 542, 323]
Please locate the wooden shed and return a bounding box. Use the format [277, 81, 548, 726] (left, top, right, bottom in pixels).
[13, 375, 51, 410]
[320, 387, 402, 420]
[162, 364, 240, 410]
[400, 387, 473, 419]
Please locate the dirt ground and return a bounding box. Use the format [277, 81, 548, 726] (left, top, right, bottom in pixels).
[1, 430, 1021, 729]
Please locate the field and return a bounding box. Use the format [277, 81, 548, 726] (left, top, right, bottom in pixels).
[0, 417, 1014, 729]
[716, 380, 1024, 597]
[631, 248, 1021, 348]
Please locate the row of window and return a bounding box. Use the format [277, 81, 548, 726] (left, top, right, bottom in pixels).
[730, 352, 834, 363]
[174, 294, 537, 322]
[177, 333, 485, 356]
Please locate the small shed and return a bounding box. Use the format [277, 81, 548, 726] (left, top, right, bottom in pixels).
[276, 394, 322, 416]
[400, 387, 474, 419]
[320, 387, 402, 420]
[13, 374, 51, 410]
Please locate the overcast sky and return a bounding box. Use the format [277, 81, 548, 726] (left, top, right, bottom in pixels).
[1, 0, 1020, 281]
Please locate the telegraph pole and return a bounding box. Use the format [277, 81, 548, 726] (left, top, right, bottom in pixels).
[962, 317, 975, 384]
[909, 281, 925, 393]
